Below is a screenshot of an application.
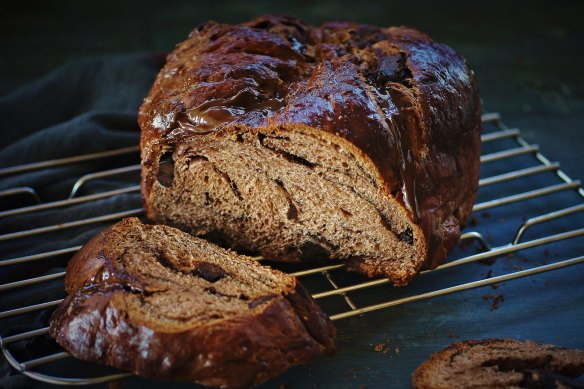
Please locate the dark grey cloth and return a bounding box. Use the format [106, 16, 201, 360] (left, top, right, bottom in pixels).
[0, 53, 164, 388]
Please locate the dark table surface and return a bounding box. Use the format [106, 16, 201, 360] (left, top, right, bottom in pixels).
[1, 1, 584, 388]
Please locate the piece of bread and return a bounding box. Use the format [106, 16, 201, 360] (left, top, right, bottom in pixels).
[412, 338, 584, 389]
[49, 218, 335, 388]
[139, 15, 481, 285]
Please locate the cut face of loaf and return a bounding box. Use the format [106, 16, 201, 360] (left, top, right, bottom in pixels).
[150, 126, 425, 284]
[412, 339, 584, 389]
[140, 15, 482, 285]
[49, 218, 335, 388]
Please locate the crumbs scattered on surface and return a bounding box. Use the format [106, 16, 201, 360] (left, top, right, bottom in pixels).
[372, 340, 401, 356]
[482, 293, 505, 310]
[373, 342, 391, 354]
[448, 333, 459, 339]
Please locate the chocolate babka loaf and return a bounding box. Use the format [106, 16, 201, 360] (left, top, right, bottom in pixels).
[49, 218, 335, 388]
[412, 339, 584, 389]
[139, 15, 481, 285]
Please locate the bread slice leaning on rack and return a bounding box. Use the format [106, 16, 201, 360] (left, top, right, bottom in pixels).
[139, 15, 481, 286]
[49, 217, 335, 388]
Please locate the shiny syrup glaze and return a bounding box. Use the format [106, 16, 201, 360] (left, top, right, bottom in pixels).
[145, 16, 426, 217]
[139, 15, 481, 268]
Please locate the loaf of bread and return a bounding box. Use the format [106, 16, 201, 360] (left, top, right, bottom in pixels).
[412, 338, 584, 389]
[139, 15, 481, 285]
[49, 218, 335, 388]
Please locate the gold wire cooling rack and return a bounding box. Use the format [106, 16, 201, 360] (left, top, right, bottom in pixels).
[0, 111, 583, 385]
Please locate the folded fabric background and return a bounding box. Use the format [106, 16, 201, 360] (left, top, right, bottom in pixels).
[0, 53, 164, 388]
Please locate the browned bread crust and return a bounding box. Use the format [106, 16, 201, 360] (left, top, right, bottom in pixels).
[49, 218, 335, 388]
[139, 15, 481, 285]
[412, 338, 584, 389]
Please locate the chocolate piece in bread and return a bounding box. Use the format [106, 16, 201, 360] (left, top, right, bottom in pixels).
[412, 338, 584, 389]
[49, 218, 335, 388]
[139, 15, 481, 285]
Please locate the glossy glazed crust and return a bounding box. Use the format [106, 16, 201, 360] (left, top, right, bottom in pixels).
[139, 15, 481, 270]
[50, 221, 335, 388]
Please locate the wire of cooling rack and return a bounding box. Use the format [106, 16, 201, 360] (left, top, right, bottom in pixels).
[0, 112, 583, 385]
